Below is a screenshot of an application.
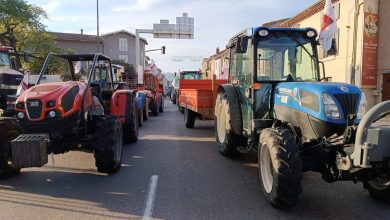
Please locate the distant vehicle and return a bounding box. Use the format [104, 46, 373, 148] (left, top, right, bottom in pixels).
[171, 71, 201, 106]
[0, 45, 27, 115]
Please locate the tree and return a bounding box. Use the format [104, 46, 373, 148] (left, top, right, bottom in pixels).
[111, 59, 135, 74]
[0, 0, 47, 68]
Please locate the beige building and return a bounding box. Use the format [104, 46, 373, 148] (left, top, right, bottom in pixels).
[200, 48, 230, 80]
[270, 0, 390, 109]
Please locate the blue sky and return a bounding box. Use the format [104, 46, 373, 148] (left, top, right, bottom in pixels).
[28, 0, 318, 73]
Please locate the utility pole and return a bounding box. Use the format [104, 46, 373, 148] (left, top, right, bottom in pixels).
[350, 0, 364, 85]
[96, 0, 100, 53]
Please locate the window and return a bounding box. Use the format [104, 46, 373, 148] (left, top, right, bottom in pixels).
[119, 55, 128, 63]
[119, 38, 128, 51]
[256, 35, 319, 81]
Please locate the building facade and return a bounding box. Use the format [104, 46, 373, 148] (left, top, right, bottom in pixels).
[271, 0, 389, 109]
[53, 30, 148, 68]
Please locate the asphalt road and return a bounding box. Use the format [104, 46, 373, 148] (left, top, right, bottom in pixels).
[0, 100, 389, 220]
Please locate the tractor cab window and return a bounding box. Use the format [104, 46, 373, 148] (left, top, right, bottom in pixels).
[39, 56, 72, 84]
[0, 52, 11, 68]
[181, 72, 200, 80]
[256, 34, 319, 82]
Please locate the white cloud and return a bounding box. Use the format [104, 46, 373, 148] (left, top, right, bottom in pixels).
[112, 0, 161, 12]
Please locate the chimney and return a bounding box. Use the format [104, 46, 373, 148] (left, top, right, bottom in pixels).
[80, 28, 83, 35]
[216, 47, 220, 54]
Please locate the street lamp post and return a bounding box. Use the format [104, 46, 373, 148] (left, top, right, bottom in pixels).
[96, 0, 100, 53]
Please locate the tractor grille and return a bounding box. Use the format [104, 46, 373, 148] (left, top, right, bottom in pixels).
[26, 99, 42, 120]
[333, 94, 358, 119]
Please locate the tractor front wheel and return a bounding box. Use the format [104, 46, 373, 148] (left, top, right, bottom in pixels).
[94, 116, 123, 174]
[215, 92, 241, 157]
[123, 102, 139, 144]
[258, 128, 302, 208]
[0, 119, 21, 178]
[364, 178, 390, 201]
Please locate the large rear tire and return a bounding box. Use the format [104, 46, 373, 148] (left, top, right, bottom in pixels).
[138, 108, 144, 127]
[0, 118, 21, 178]
[152, 101, 159, 116]
[184, 108, 196, 128]
[143, 98, 149, 121]
[123, 101, 139, 144]
[214, 92, 242, 157]
[94, 116, 123, 174]
[259, 128, 302, 208]
[364, 178, 390, 201]
[159, 96, 164, 113]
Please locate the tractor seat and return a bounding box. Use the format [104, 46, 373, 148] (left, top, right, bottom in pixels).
[89, 82, 107, 111]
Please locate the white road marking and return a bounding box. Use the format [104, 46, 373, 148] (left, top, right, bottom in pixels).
[142, 175, 159, 220]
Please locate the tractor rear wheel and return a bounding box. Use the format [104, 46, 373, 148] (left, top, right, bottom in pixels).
[215, 92, 241, 157]
[143, 98, 149, 121]
[184, 108, 196, 128]
[138, 108, 143, 127]
[364, 178, 390, 201]
[94, 116, 123, 174]
[259, 128, 302, 208]
[159, 98, 164, 113]
[152, 101, 159, 116]
[0, 119, 21, 178]
[123, 102, 139, 143]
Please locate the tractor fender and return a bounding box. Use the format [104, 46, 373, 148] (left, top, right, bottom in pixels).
[217, 84, 243, 135]
[110, 90, 137, 124]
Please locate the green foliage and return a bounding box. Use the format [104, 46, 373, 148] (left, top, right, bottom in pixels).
[111, 59, 135, 74]
[0, 0, 72, 73]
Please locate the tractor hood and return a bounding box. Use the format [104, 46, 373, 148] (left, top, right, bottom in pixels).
[274, 82, 364, 125]
[17, 81, 82, 102]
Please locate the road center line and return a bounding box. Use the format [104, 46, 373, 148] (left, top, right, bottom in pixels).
[142, 175, 159, 220]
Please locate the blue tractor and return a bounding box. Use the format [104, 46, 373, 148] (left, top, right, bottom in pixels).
[215, 27, 390, 208]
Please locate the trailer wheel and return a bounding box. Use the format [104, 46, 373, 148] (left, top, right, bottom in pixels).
[215, 93, 241, 157]
[184, 108, 196, 128]
[0, 119, 21, 178]
[123, 102, 139, 143]
[259, 128, 302, 208]
[364, 178, 390, 201]
[94, 116, 123, 174]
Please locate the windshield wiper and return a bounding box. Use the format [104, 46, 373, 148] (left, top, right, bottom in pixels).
[285, 31, 314, 58]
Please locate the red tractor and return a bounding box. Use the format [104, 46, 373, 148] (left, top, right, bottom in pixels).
[4, 53, 138, 176]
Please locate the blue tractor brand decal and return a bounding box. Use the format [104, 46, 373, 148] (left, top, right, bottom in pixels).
[274, 82, 363, 125]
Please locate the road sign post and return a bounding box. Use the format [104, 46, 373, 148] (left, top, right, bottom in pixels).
[134, 13, 194, 74]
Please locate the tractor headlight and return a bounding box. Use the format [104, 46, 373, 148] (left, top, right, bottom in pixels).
[17, 112, 25, 119]
[323, 93, 340, 119]
[357, 93, 366, 119]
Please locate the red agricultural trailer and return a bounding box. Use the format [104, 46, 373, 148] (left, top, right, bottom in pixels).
[178, 75, 227, 128]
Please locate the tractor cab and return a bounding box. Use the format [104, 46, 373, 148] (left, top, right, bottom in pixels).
[227, 27, 364, 141]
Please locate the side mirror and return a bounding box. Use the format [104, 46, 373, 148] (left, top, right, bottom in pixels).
[24, 51, 30, 63]
[235, 36, 249, 53]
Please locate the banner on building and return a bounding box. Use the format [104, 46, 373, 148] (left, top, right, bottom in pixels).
[362, 0, 379, 88]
